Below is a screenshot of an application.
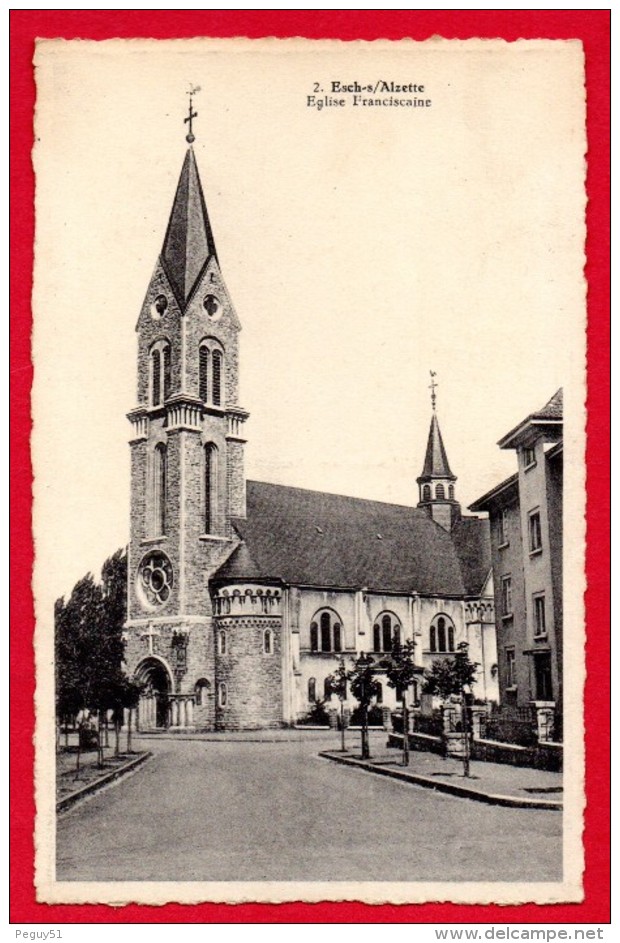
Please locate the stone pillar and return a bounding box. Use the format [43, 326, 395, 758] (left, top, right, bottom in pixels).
[171, 698, 179, 726]
[186, 697, 194, 726]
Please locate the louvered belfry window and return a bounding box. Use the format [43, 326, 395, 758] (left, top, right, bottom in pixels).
[152, 349, 161, 405]
[162, 344, 171, 401]
[199, 346, 209, 401]
[204, 443, 218, 534]
[212, 349, 222, 406]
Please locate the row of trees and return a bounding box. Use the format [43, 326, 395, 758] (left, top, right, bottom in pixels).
[55, 548, 141, 769]
[327, 639, 479, 769]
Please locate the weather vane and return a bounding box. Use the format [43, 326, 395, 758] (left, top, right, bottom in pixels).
[185, 85, 201, 144]
[429, 370, 438, 411]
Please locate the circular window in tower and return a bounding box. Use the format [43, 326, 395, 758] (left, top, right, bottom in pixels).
[203, 294, 222, 320]
[150, 295, 168, 320]
[137, 551, 174, 609]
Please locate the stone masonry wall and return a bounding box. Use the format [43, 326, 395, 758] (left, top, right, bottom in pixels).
[214, 616, 283, 729]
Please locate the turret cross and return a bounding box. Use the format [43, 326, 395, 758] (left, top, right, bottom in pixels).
[429, 370, 438, 411]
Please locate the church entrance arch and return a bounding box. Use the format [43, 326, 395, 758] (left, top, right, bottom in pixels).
[135, 657, 173, 730]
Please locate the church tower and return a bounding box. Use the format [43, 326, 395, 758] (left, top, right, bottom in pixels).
[417, 374, 460, 531]
[125, 100, 248, 730]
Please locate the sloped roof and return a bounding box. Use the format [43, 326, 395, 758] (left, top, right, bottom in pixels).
[214, 481, 491, 597]
[419, 414, 455, 480]
[161, 148, 218, 309]
[450, 516, 492, 595]
[533, 388, 563, 420]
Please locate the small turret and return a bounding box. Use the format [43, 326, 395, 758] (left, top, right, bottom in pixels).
[417, 372, 460, 531]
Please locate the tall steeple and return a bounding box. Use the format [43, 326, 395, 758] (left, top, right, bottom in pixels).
[161, 148, 218, 309]
[417, 373, 460, 531]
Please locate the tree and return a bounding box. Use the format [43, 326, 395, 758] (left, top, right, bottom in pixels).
[423, 642, 479, 776]
[347, 653, 382, 760]
[55, 548, 136, 769]
[325, 657, 349, 752]
[382, 638, 422, 767]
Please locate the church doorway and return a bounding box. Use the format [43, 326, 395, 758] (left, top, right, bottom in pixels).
[135, 657, 172, 730]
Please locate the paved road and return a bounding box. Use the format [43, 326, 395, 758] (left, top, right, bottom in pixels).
[57, 734, 562, 882]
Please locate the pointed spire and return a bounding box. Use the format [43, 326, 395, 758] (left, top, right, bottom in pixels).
[420, 413, 456, 480]
[161, 148, 218, 310]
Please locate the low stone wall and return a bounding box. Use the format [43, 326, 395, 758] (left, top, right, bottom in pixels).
[388, 732, 563, 771]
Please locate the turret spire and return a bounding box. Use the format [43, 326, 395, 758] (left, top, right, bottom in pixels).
[417, 377, 459, 531]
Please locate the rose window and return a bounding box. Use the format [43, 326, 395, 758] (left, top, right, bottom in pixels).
[137, 551, 174, 608]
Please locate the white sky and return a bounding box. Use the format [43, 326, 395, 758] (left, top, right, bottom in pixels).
[32, 38, 586, 619]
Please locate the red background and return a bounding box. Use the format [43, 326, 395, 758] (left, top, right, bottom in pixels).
[10, 10, 610, 924]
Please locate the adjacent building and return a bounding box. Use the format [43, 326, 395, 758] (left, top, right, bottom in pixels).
[470, 390, 563, 716]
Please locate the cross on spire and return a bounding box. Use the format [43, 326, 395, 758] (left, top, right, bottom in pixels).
[185, 84, 201, 144]
[429, 370, 438, 412]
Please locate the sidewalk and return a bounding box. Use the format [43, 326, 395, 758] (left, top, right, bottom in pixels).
[320, 742, 563, 810]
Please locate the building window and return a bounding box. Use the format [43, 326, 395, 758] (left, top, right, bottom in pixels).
[373, 612, 401, 652]
[308, 677, 316, 702]
[436, 483, 445, 499]
[263, 629, 273, 654]
[529, 510, 542, 553]
[375, 681, 383, 704]
[217, 682, 227, 707]
[505, 649, 516, 687]
[199, 346, 209, 402]
[150, 341, 171, 406]
[533, 594, 547, 637]
[523, 445, 536, 469]
[422, 484, 431, 502]
[430, 614, 455, 653]
[448, 484, 455, 500]
[204, 443, 218, 534]
[501, 576, 513, 616]
[152, 443, 167, 536]
[309, 609, 343, 653]
[534, 652, 553, 701]
[217, 630, 227, 655]
[323, 676, 332, 699]
[498, 507, 509, 546]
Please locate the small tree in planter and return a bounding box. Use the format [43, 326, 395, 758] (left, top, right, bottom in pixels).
[325, 658, 349, 752]
[423, 642, 479, 777]
[382, 638, 422, 767]
[347, 653, 381, 760]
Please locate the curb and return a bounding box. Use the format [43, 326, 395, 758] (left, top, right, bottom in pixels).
[57, 752, 152, 813]
[319, 751, 562, 811]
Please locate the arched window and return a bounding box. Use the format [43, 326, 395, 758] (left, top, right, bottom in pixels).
[198, 340, 224, 406]
[217, 682, 227, 707]
[373, 612, 401, 652]
[212, 349, 223, 406]
[308, 677, 316, 702]
[204, 443, 218, 534]
[263, 629, 273, 654]
[217, 630, 227, 655]
[448, 484, 455, 500]
[199, 346, 209, 402]
[195, 679, 210, 707]
[310, 609, 343, 653]
[324, 676, 332, 699]
[150, 341, 171, 406]
[153, 443, 167, 536]
[375, 681, 383, 704]
[422, 484, 431, 502]
[430, 614, 456, 653]
[436, 483, 445, 499]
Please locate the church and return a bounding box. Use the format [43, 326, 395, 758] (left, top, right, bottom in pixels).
[124, 133, 498, 731]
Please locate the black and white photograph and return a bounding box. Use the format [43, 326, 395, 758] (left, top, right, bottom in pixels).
[32, 37, 586, 904]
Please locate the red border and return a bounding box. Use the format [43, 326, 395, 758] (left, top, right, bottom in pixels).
[10, 10, 610, 924]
